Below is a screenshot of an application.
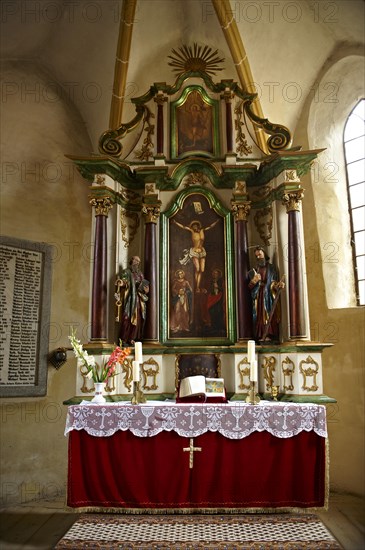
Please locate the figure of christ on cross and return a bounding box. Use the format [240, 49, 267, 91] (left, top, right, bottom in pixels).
[183, 438, 202, 469]
[172, 218, 220, 293]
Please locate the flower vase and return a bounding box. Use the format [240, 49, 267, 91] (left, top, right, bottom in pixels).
[92, 382, 106, 404]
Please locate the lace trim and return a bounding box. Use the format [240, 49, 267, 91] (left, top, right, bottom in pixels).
[65, 402, 327, 439]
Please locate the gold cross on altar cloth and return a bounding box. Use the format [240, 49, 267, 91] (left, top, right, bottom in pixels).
[183, 438, 202, 469]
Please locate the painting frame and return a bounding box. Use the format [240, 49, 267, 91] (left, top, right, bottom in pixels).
[160, 187, 236, 346]
[170, 85, 220, 159]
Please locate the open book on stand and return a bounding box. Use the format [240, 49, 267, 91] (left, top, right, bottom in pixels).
[177, 375, 227, 403]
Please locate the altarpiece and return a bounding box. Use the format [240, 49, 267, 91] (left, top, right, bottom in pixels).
[66, 44, 335, 405]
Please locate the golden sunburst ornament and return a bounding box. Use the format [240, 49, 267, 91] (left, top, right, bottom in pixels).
[168, 43, 224, 76]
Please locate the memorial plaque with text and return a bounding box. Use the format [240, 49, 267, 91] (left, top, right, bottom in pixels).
[0, 236, 53, 397]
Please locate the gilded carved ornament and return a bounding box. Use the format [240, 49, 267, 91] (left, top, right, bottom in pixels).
[145, 183, 158, 195]
[154, 91, 168, 106]
[299, 356, 319, 392]
[234, 101, 253, 157]
[220, 88, 234, 103]
[231, 202, 251, 222]
[281, 188, 304, 212]
[119, 188, 141, 204]
[251, 184, 272, 202]
[89, 196, 113, 217]
[142, 204, 161, 224]
[141, 358, 160, 391]
[253, 206, 273, 246]
[121, 358, 133, 393]
[281, 356, 295, 392]
[262, 355, 277, 391]
[120, 209, 140, 249]
[94, 174, 106, 186]
[184, 172, 209, 187]
[238, 358, 251, 391]
[134, 106, 155, 162]
[79, 362, 94, 394]
[235, 180, 247, 195]
[168, 43, 225, 76]
[284, 170, 299, 182]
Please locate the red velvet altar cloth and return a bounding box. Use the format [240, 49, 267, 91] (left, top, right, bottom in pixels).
[67, 429, 326, 510]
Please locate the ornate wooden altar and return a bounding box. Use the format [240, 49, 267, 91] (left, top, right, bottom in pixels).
[65, 44, 335, 405]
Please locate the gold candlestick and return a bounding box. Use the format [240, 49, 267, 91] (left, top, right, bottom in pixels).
[131, 381, 146, 405]
[246, 381, 261, 404]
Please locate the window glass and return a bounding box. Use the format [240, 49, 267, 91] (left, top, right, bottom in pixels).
[344, 99, 365, 305]
[344, 136, 365, 163]
[347, 159, 365, 186]
[352, 206, 365, 232]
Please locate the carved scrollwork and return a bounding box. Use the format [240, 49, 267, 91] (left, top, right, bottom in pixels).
[184, 172, 209, 187]
[238, 358, 250, 391]
[234, 101, 253, 157]
[79, 362, 94, 394]
[299, 356, 319, 392]
[253, 206, 273, 246]
[282, 356, 295, 391]
[244, 101, 292, 153]
[120, 209, 140, 248]
[262, 355, 277, 391]
[141, 358, 160, 391]
[98, 105, 146, 158]
[98, 130, 123, 157]
[122, 358, 133, 392]
[134, 106, 155, 162]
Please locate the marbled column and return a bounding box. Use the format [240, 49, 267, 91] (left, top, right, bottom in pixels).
[89, 196, 113, 341]
[282, 189, 306, 338]
[154, 92, 167, 156]
[221, 88, 234, 153]
[232, 199, 253, 340]
[141, 197, 161, 342]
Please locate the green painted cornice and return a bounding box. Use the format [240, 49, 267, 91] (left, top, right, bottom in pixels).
[246, 149, 325, 187]
[65, 154, 144, 187]
[66, 150, 324, 194]
[133, 73, 256, 105]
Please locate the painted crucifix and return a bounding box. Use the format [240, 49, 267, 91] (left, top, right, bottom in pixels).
[172, 218, 219, 292]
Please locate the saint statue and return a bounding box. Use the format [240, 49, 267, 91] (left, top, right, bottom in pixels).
[115, 256, 149, 344]
[248, 246, 285, 342]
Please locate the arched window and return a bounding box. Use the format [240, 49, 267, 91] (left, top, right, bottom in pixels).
[344, 99, 365, 305]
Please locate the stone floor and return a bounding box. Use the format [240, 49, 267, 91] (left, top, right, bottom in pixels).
[0, 492, 364, 550]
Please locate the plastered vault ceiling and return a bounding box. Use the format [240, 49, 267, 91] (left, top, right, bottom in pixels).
[1, 0, 364, 153]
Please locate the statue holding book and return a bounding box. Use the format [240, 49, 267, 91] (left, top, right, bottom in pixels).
[248, 246, 285, 343]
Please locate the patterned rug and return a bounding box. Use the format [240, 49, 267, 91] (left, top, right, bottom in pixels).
[55, 513, 342, 549]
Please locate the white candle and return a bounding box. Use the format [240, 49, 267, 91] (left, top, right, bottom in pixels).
[135, 342, 143, 362]
[250, 359, 258, 382]
[247, 340, 255, 363]
[132, 360, 140, 382]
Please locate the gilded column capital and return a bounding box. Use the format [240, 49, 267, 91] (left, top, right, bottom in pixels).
[220, 88, 234, 103]
[231, 201, 252, 221]
[154, 92, 168, 106]
[141, 203, 161, 224]
[89, 196, 113, 217]
[281, 188, 304, 212]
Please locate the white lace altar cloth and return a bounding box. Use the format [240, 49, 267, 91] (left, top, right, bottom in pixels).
[65, 402, 327, 439]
